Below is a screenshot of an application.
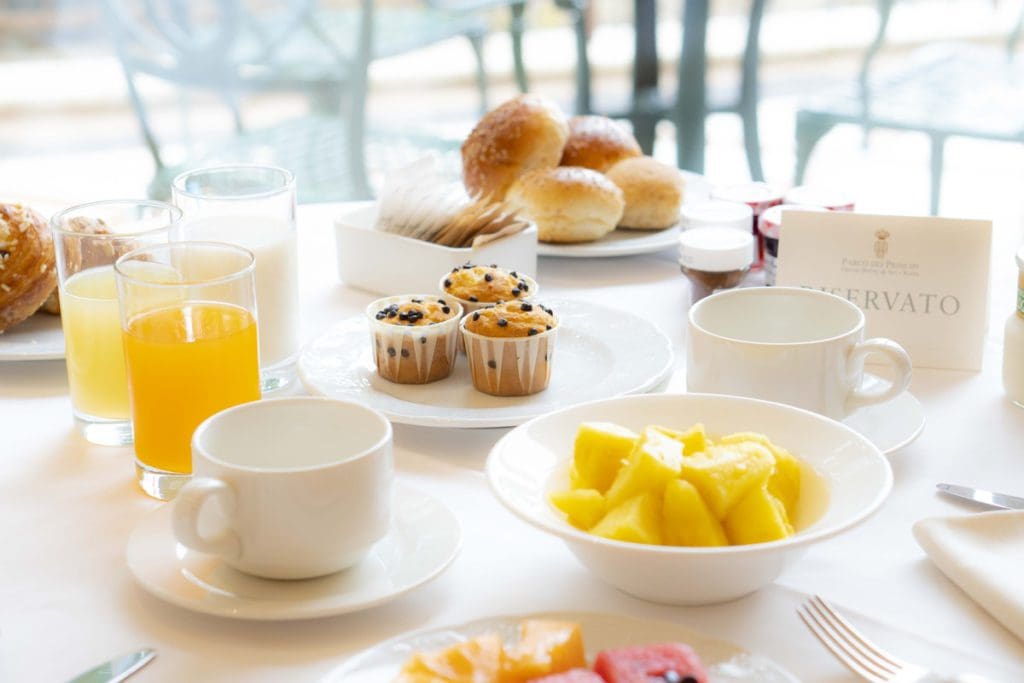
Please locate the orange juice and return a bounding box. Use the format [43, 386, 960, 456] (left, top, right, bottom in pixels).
[123, 302, 261, 474]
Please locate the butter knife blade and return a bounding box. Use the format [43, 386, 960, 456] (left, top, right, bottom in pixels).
[68, 648, 156, 683]
[936, 483, 1024, 510]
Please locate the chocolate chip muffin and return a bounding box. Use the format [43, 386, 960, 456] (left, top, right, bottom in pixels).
[366, 295, 462, 384]
[463, 300, 555, 338]
[460, 300, 558, 397]
[439, 263, 538, 314]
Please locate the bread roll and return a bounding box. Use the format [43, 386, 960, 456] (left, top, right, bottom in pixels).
[606, 156, 685, 230]
[506, 166, 625, 244]
[560, 115, 642, 172]
[0, 203, 57, 333]
[462, 94, 569, 200]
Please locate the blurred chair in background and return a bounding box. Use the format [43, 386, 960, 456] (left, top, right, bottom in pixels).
[795, 0, 1024, 215]
[588, 0, 767, 181]
[102, 0, 552, 202]
[672, 0, 767, 181]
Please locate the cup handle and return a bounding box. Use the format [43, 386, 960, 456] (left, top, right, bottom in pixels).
[172, 477, 241, 560]
[846, 337, 913, 413]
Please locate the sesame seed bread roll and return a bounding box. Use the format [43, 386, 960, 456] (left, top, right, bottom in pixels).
[559, 115, 642, 172]
[0, 203, 57, 333]
[506, 166, 625, 244]
[606, 156, 685, 230]
[461, 94, 570, 200]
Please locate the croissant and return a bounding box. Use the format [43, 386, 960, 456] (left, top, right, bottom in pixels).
[0, 203, 57, 333]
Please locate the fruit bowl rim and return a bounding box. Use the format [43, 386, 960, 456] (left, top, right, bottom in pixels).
[485, 391, 894, 557]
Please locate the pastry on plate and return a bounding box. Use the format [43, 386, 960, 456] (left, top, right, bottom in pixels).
[439, 263, 538, 315]
[0, 203, 57, 333]
[366, 295, 462, 384]
[559, 115, 642, 172]
[506, 167, 625, 244]
[605, 156, 685, 230]
[462, 94, 569, 200]
[461, 300, 557, 396]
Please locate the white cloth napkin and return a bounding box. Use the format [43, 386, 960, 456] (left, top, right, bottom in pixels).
[913, 510, 1024, 642]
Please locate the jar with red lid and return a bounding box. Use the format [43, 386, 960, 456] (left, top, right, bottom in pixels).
[758, 204, 828, 285]
[709, 182, 782, 268]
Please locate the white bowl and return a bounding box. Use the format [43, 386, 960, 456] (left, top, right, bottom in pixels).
[486, 392, 892, 605]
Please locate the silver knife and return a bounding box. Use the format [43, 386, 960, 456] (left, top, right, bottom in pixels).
[67, 648, 156, 683]
[936, 483, 1024, 510]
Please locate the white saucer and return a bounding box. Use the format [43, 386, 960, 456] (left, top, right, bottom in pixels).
[298, 299, 674, 429]
[326, 611, 798, 682]
[537, 171, 712, 258]
[0, 314, 64, 361]
[126, 484, 460, 621]
[843, 374, 926, 455]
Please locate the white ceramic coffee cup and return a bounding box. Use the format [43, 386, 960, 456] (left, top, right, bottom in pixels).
[172, 397, 393, 580]
[686, 287, 912, 419]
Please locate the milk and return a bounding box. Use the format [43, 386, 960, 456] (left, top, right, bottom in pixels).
[183, 215, 300, 368]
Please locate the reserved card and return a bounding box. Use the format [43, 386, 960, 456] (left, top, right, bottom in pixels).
[776, 211, 992, 371]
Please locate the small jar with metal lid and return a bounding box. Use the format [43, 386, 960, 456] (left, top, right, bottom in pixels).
[783, 185, 856, 212]
[679, 200, 753, 233]
[679, 227, 754, 302]
[709, 182, 783, 268]
[758, 204, 828, 286]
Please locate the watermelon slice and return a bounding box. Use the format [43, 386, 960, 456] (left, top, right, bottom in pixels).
[593, 643, 708, 683]
[528, 669, 605, 682]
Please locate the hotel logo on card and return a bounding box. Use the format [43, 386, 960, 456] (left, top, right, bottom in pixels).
[776, 211, 992, 371]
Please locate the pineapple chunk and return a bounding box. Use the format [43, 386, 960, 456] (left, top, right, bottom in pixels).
[662, 479, 728, 547]
[590, 492, 662, 545]
[650, 423, 708, 455]
[679, 442, 774, 519]
[569, 422, 639, 492]
[397, 633, 504, 682]
[502, 620, 586, 682]
[549, 489, 605, 530]
[604, 428, 684, 508]
[723, 484, 794, 545]
[766, 445, 801, 520]
[719, 432, 801, 518]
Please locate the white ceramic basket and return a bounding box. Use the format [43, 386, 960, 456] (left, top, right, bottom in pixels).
[335, 202, 538, 296]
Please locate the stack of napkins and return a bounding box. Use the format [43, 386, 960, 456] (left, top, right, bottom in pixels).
[913, 511, 1024, 641]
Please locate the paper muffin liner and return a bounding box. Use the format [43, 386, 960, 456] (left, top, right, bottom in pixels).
[366, 295, 462, 384]
[460, 317, 557, 396]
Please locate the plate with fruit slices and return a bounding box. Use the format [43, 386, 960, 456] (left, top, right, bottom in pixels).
[326, 612, 798, 682]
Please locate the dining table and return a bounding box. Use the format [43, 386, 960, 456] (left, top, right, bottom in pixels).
[3, 200, 1024, 682]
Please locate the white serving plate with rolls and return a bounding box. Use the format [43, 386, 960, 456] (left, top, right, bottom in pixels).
[536, 170, 713, 258]
[335, 202, 538, 296]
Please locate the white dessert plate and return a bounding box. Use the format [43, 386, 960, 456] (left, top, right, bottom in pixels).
[0, 314, 64, 361]
[299, 299, 674, 429]
[537, 171, 711, 258]
[326, 611, 799, 682]
[843, 374, 926, 455]
[125, 484, 460, 621]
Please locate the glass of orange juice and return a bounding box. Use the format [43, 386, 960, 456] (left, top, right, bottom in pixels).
[115, 241, 262, 500]
[51, 200, 180, 446]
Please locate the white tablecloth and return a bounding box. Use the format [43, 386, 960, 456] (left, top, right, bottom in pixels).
[3, 203, 1024, 682]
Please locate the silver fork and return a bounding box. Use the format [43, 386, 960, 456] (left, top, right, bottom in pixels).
[797, 595, 997, 683]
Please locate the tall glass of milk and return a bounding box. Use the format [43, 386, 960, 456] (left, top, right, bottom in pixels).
[172, 166, 300, 392]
